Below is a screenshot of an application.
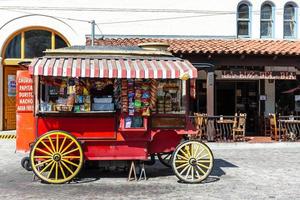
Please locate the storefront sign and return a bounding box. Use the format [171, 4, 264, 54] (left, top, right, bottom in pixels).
[260, 95, 267, 101]
[7, 75, 16, 96]
[221, 71, 296, 80]
[16, 71, 34, 113]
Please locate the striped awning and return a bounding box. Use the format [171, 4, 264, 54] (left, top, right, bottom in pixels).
[28, 57, 197, 79]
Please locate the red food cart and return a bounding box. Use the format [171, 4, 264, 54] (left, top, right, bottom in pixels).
[16, 43, 213, 184]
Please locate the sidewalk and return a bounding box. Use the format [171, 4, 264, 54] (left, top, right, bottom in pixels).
[0, 130, 16, 135]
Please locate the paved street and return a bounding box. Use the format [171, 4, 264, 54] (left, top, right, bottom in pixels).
[0, 139, 300, 200]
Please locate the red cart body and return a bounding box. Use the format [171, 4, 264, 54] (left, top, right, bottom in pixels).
[16, 44, 213, 184]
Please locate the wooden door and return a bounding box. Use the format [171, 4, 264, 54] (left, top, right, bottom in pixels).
[4, 66, 18, 130]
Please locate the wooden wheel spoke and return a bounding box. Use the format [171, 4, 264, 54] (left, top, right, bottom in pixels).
[197, 159, 211, 163]
[47, 161, 56, 179]
[56, 134, 59, 152]
[62, 148, 79, 156]
[62, 159, 79, 167]
[176, 162, 189, 170]
[194, 166, 201, 178]
[59, 163, 66, 179]
[179, 149, 190, 160]
[197, 162, 209, 170]
[35, 159, 52, 167]
[61, 160, 75, 174]
[185, 166, 192, 179]
[40, 160, 54, 174]
[62, 156, 81, 159]
[34, 156, 51, 159]
[58, 136, 67, 153]
[185, 145, 191, 157]
[48, 136, 56, 153]
[197, 154, 209, 160]
[195, 165, 206, 175]
[35, 148, 52, 156]
[55, 162, 58, 180]
[191, 144, 194, 157]
[191, 166, 195, 181]
[41, 141, 54, 154]
[60, 141, 74, 154]
[175, 160, 188, 163]
[195, 148, 204, 160]
[193, 144, 200, 159]
[177, 154, 188, 161]
[179, 164, 190, 175]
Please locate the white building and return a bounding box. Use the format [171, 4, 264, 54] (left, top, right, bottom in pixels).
[0, 0, 299, 130]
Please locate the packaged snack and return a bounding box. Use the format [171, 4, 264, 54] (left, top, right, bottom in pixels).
[74, 105, 80, 112]
[125, 117, 132, 128]
[142, 108, 150, 116]
[134, 100, 142, 108]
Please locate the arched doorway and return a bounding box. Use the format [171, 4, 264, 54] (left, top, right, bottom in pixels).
[2, 27, 69, 130]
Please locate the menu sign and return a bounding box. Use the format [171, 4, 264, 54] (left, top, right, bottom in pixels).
[8, 75, 16, 96]
[221, 71, 296, 80]
[16, 71, 34, 113]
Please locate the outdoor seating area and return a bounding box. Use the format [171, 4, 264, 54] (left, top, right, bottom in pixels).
[193, 113, 247, 142]
[193, 113, 300, 142]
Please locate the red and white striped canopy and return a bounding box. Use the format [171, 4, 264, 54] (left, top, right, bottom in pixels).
[29, 57, 197, 79]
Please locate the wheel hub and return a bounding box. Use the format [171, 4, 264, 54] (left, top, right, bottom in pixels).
[189, 158, 197, 166]
[52, 153, 61, 162]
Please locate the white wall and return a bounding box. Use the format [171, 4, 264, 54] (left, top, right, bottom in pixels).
[0, 0, 299, 50]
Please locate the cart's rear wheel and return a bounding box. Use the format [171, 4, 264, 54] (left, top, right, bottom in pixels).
[172, 140, 213, 183]
[157, 152, 173, 168]
[30, 130, 83, 184]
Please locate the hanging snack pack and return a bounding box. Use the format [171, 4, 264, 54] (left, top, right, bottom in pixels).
[121, 79, 128, 113]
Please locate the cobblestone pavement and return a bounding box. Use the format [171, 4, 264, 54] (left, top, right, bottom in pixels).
[0, 139, 300, 200]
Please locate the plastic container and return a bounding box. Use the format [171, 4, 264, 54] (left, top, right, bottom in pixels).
[94, 97, 113, 103]
[92, 103, 114, 111]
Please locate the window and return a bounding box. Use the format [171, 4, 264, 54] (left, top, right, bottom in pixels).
[260, 3, 274, 38]
[284, 3, 297, 38]
[4, 33, 21, 58]
[4, 29, 68, 59]
[25, 30, 51, 58]
[237, 3, 251, 37]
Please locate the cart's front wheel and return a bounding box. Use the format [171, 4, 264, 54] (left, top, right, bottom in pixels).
[30, 131, 83, 184]
[172, 140, 213, 183]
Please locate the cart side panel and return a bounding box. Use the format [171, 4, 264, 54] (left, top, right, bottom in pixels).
[83, 141, 148, 160]
[16, 70, 35, 152]
[148, 130, 182, 154]
[37, 116, 116, 139]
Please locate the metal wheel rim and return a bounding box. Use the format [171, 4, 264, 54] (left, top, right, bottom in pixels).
[172, 140, 213, 183]
[30, 130, 83, 184]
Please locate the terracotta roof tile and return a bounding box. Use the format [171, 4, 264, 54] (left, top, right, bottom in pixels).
[87, 37, 300, 56]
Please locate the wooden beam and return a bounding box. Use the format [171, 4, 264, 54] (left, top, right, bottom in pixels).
[178, 54, 300, 68]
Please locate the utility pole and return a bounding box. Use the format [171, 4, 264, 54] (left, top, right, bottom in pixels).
[91, 20, 95, 46]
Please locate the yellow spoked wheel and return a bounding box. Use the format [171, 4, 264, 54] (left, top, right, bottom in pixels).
[30, 130, 83, 184]
[172, 140, 213, 183]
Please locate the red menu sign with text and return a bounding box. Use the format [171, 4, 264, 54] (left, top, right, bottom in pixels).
[16, 71, 34, 113]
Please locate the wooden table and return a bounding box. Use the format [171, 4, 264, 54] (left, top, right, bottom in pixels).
[278, 120, 300, 140]
[216, 119, 234, 141]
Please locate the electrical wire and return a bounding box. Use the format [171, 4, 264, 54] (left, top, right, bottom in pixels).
[0, 6, 289, 26]
[96, 13, 233, 25]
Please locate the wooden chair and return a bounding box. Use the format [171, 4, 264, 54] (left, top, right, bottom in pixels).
[232, 113, 246, 141]
[194, 113, 206, 141]
[269, 113, 287, 141]
[269, 114, 277, 140]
